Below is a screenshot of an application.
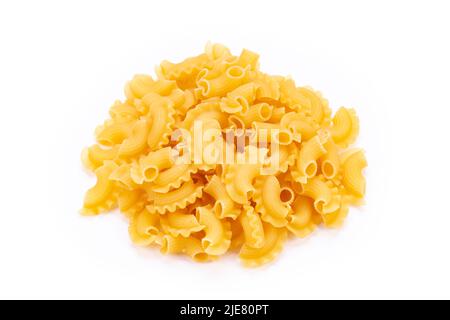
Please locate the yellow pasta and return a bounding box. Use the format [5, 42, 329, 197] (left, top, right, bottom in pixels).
[197, 206, 232, 255]
[81, 161, 118, 215]
[81, 43, 367, 267]
[239, 223, 287, 267]
[253, 175, 291, 228]
[160, 210, 204, 237]
[330, 107, 359, 148]
[129, 208, 159, 246]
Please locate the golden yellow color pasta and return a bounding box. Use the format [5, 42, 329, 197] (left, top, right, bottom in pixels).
[81, 43, 367, 267]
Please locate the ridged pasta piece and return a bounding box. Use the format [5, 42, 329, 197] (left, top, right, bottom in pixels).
[109, 162, 137, 190]
[239, 205, 265, 249]
[341, 149, 367, 201]
[142, 95, 176, 150]
[150, 164, 198, 193]
[81, 144, 119, 171]
[128, 208, 159, 246]
[264, 144, 297, 174]
[220, 82, 258, 114]
[297, 87, 331, 125]
[118, 189, 146, 219]
[109, 100, 140, 121]
[224, 163, 260, 204]
[95, 120, 132, 147]
[251, 122, 293, 145]
[146, 181, 203, 214]
[197, 206, 232, 255]
[197, 65, 250, 98]
[229, 218, 246, 251]
[254, 73, 281, 100]
[81, 161, 118, 215]
[239, 223, 287, 267]
[158, 53, 210, 79]
[239, 103, 273, 127]
[253, 175, 291, 227]
[322, 201, 349, 229]
[118, 118, 151, 158]
[330, 107, 359, 148]
[319, 139, 341, 180]
[203, 175, 241, 219]
[287, 196, 321, 238]
[279, 79, 311, 112]
[229, 48, 260, 70]
[301, 176, 341, 215]
[181, 100, 228, 130]
[280, 111, 319, 142]
[130, 147, 175, 184]
[160, 235, 214, 262]
[124, 75, 155, 101]
[291, 131, 329, 183]
[160, 210, 204, 237]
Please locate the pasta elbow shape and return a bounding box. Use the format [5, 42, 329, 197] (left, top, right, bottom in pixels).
[160, 211, 204, 237]
[197, 206, 232, 255]
[239, 223, 287, 267]
[239, 205, 265, 249]
[287, 196, 321, 238]
[129, 209, 159, 246]
[330, 107, 359, 148]
[82, 161, 118, 215]
[204, 175, 241, 219]
[342, 150, 367, 200]
[253, 176, 291, 228]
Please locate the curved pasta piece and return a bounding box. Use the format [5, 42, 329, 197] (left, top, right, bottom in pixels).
[330, 107, 359, 148]
[142, 95, 176, 150]
[160, 235, 214, 262]
[239, 205, 265, 249]
[160, 211, 204, 237]
[197, 65, 250, 98]
[224, 163, 260, 204]
[280, 111, 319, 142]
[301, 176, 341, 215]
[220, 82, 258, 114]
[109, 100, 140, 121]
[95, 120, 132, 147]
[297, 87, 332, 125]
[124, 74, 155, 101]
[254, 72, 281, 100]
[322, 202, 349, 229]
[118, 118, 151, 158]
[150, 164, 198, 193]
[279, 79, 311, 112]
[239, 223, 287, 267]
[146, 181, 203, 214]
[130, 147, 175, 184]
[203, 175, 241, 219]
[239, 103, 273, 127]
[181, 100, 228, 130]
[263, 144, 297, 175]
[197, 206, 232, 255]
[109, 163, 137, 190]
[81, 144, 119, 171]
[291, 132, 328, 183]
[319, 139, 341, 180]
[118, 189, 146, 219]
[229, 218, 246, 251]
[341, 149, 367, 200]
[287, 196, 321, 238]
[129, 208, 159, 246]
[252, 122, 293, 146]
[81, 161, 118, 215]
[253, 175, 291, 227]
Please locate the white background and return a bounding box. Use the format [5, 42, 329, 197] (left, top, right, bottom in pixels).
[1, 0, 449, 300]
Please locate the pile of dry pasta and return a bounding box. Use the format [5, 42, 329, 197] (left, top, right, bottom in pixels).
[81, 43, 367, 267]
